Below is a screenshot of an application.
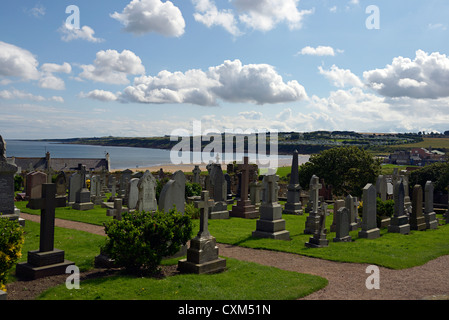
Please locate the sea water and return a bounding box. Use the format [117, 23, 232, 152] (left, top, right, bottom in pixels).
[5, 140, 303, 170]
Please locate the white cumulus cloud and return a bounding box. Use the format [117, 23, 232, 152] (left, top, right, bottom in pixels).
[192, 0, 241, 36]
[364, 50, 449, 99]
[318, 65, 363, 88]
[111, 0, 185, 37]
[298, 46, 337, 56]
[0, 41, 40, 81]
[234, 0, 314, 31]
[79, 49, 146, 85]
[59, 24, 105, 43]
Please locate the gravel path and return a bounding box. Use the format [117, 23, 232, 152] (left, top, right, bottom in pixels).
[11, 213, 449, 300]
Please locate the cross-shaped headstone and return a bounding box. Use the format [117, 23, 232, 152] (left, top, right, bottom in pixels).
[27, 183, 66, 253]
[238, 156, 252, 201]
[263, 174, 279, 204]
[310, 175, 322, 213]
[194, 190, 214, 238]
[106, 198, 124, 221]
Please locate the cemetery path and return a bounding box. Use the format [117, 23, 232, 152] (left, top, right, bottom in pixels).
[17, 213, 449, 300]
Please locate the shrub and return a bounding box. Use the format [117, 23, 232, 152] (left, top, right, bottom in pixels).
[101, 209, 193, 275]
[185, 182, 202, 198]
[14, 175, 23, 192]
[0, 217, 24, 292]
[184, 202, 200, 219]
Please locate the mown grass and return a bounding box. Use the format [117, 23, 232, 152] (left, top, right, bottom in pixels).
[38, 257, 327, 300]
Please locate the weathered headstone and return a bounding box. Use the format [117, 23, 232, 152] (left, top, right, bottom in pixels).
[283, 150, 302, 215]
[410, 185, 426, 231]
[388, 181, 410, 234]
[377, 175, 387, 201]
[108, 176, 117, 202]
[209, 164, 229, 219]
[304, 175, 322, 234]
[55, 171, 67, 197]
[26, 171, 47, 201]
[90, 175, 103, 205]
[330, 199, 345, 232]
[230, 157, 259, 219]
[0, 137, 20, 222]
[16, 184, 75, 279]
[127, 178, 139, 210]
[249, 181, 262, 208]
[119, 169, 133, 202]
[346, 195, 361, 231]
[158, 170, 186, 214]
[192, 165, 201, 184]
[106, 198, 125, 221]
[178, 191, 226, 274]
[424, 181, 438, 229]
[68, 172, 81, 204]
[136, 170, 157, 212]
[252, 174, 290, 240]
[305, 205, 329, 248]
[72, 164, 94, 211]
[224, 173, 233, 202]
[333, 207, 352, 242]
[358, 184, 380, 239]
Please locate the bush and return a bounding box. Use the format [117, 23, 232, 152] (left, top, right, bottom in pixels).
[14, 175, 23, 192]
[409, 162, 449, 193]
[0, 217, 24, 292]
[358, 198, 394, 228]
[184, 202, 200, 219]
[185, 182, 202, 198]
[101, 209, 193, 275]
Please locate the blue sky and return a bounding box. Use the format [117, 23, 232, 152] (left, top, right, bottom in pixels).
[1, 0, 449, 139]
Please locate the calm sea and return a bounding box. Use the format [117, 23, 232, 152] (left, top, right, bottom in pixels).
[5, 140, 303, 170]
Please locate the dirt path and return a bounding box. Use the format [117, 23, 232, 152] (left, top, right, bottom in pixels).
[13, 213, 449, 300]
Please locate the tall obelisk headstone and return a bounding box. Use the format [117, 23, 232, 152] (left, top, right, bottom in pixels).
[283, 150, 302, 215]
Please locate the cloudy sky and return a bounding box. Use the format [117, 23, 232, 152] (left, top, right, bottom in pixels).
[1, 0, 449, 139]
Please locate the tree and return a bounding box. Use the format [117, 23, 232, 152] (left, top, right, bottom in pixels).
[298, 146, 382, 197]
[409, 162, 449, 193]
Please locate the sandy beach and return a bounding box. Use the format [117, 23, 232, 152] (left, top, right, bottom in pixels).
[111, 158, 295, 173]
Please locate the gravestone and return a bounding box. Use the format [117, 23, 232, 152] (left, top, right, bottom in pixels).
[376, 175, 387, 201]
[333, 207, 352, 242]
[16, 184, 75, 279]
[252, 174, 290, 240]
[72, 164, 94, 211]
[26, 171, 47, 201]
[119, 169, 133, 202]
[106, 198, 125, 221]
[402, 174, 412, 215]
[90, 175, 103, 205]
[249, 181, 262, 208]
[0, 137, 20, 221]
[68, 172, 82, 204]
[55, 171, 67, 196]
[388, 181, 410, 234]
[229, 157, 259, 219]
[209, 164, 229, 219]
[224, 173, 233, 202]
[358, 184, 380, 239]
[136, 170, 157, 212]
[158, 170, 186, 214]
[127, 178, 139, 210]
[410, 185, 426, 231]
[178, 191, 226, 274]
[330, 199, 345, 232]
[304, 175, 322, 234]
[192, 165, 201, 184]
[108, 176, 117, 202]
[424, 181, 438, 229]
[283, 150, 302, 215]
[346, 195, 361, 231]
[305, 206, 328, 248]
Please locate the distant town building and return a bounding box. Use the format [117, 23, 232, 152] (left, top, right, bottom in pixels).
[389, 147, 445, 166]
[7, 151, 110, 173]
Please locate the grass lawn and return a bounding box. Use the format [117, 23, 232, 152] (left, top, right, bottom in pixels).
[38, 257, 327, 300]
[8, 220, 327, 300]
[14, 200, 449, 270]
[207, 214, 449, 270]
[15, 201, 113, 226]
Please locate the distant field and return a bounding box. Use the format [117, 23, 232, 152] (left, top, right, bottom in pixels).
[393, 138, 449, 150]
